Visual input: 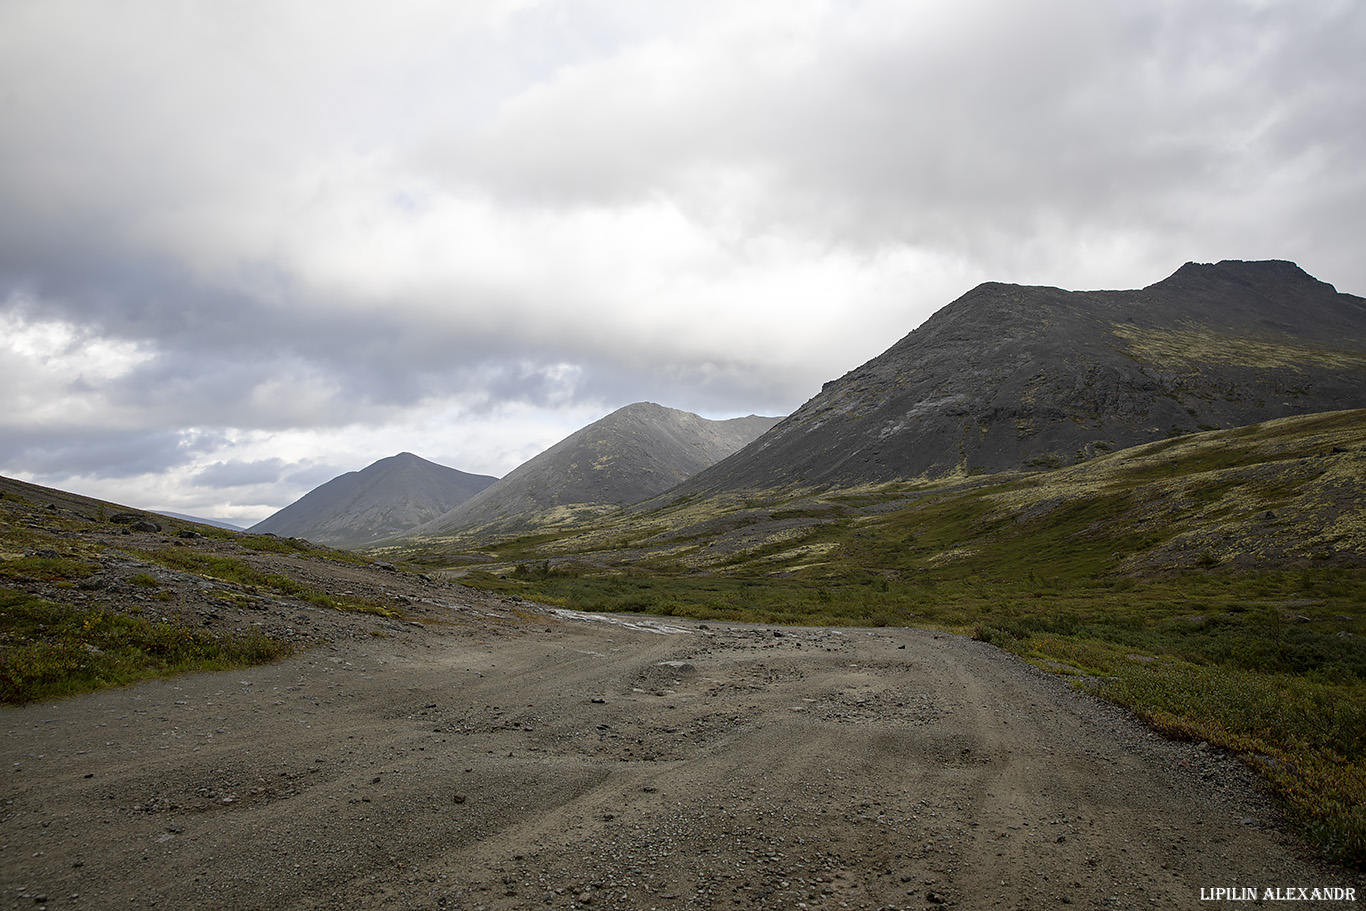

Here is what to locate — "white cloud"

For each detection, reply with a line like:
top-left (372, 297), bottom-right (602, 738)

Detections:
top-left (0, 306), bottom-right (156, 426)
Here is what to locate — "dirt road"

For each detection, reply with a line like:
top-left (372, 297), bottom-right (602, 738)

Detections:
top-left (3, 604), bottom-right (1359, 911)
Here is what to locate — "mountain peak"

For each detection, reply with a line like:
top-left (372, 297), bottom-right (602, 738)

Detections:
top-left (250, 454), bottom-right (497, 548)
top-left (1156, 259), bottom-right (1329, 292)
top-left (675, 260), bottom-right (1366, 494)
top-left (410, 405), bottom-right (783, 537)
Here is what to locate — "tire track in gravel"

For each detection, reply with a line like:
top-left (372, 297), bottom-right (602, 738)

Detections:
top-left (3, 611), bottom-right (1359, 911)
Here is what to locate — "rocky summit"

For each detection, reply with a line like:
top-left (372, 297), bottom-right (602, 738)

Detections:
top-left (678, 260), bottom-right (1366, 494)
top-left (250, 452), bottom-right (496, 548)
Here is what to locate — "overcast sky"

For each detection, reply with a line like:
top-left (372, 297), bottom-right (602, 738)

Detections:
top-left (2, 0), bottom-right (1363, 524)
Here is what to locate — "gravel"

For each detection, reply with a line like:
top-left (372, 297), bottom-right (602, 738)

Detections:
top-left (4, 600), bottom-right (1361, 911)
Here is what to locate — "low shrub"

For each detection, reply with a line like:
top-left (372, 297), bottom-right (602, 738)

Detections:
top-left (0, 587), bottom-right (292, 704)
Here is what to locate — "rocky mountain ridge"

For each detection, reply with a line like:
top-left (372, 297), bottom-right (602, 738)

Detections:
top-left (674, 260), bottom-right (1366, 496)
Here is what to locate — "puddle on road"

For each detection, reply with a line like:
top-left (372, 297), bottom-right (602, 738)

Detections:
top-left (548, 608), bottom-right (694, 635)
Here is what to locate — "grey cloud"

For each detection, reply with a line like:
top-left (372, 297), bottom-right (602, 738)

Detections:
top-left (182, 458), bottom-right (347, 517)
top-left (0, 429), bottom-right (206, 482)
top-left (285, 462), bottom-right (349, 491)
top-left (3, 225), bottom-right (811, 435)
top-left (450, 2), bottom-right (1366, 286)
top-left (2, 246), bottom-right (587, 430)
top-left (571, 354), bottom-right (809, 421)
top-left (192, 458), bottom-right (290, 488)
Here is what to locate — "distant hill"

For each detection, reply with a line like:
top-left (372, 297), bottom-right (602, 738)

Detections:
top-left (409, 403), bottom-right (783, 538)
top-left (676, 260), bottom-right (1366, 495)
top-left (250, 453), bottom-right (497, 548)
top-left (154, 511), bottom-right (244, 530)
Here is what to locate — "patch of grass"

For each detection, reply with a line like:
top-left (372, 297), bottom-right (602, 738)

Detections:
top-left (0, 554), bottom-right (101, 582)
top-left (236, 532), bottom-right (372, 566)
top-left (0, 587), bottom-right (292, 704)
top-left (1100, 661), bottom-right (1365, 868)
top-left (236, 533), bottom-right (312, 554)
top-left (769, 506), bottom-right (849, 521)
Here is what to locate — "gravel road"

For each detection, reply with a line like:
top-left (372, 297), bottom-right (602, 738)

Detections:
top-left (3, 603), bottom-right (1360, 911)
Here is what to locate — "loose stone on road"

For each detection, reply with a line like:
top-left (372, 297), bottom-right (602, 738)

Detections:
top-left (2, 609), bottom-right (1358, 910)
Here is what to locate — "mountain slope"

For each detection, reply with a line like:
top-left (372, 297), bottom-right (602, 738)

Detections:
top-left (411, 403), bottom-right (782, 537)
top-left (251, 453), bottom-right (496, 548)
top-left (676, 260), bottom-right (1366, 495)
top-left (416, 408), bottom-right (1366, 583)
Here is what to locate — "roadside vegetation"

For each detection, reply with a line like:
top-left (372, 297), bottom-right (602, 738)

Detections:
top-left (0, 586), bottom-right (292, 704)
top-left (409, 411), bottom-right (1366, 868)
top-left (0, 481), bottom-right (393, 706)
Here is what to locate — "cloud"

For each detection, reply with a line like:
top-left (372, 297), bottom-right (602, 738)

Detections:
top-left (1, 0), bottom-right (1362, 518)
top-left (0, 428), bottom-right (209, 482)
top-left (191, 458), bottom-right (290, 489)
top-left (446, 1), bottom-right (1365, 280)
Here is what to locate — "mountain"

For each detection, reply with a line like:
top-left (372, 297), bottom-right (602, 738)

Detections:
top-left (409, 403), bottom-right (783, 537)
top-left (675, 260), bottom-right (1366, 495)
top-left (250, 453), bottom-right (497, 548)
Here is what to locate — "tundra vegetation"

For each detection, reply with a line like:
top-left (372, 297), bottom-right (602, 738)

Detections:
top-left (0, 586), bottom-right (290, 702)
top-left (0, 503), bottom-right (390, 704)
top-left (393, 410), bottom-right (1366, 868)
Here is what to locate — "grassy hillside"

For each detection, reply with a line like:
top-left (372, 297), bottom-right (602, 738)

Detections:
top-left (0, 477), bottom-right (403, 704)
top-left (390, 409), bottom-right (1366, 867)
